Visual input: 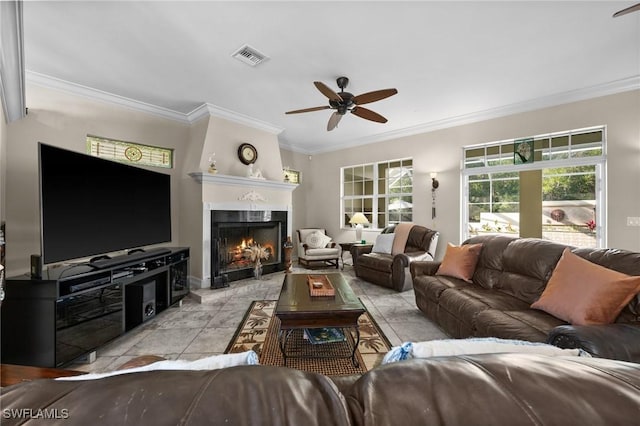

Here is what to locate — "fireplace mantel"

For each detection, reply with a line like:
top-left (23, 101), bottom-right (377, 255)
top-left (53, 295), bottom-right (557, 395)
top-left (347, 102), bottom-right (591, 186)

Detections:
top-left (189, 172), bottom-right (297, 191)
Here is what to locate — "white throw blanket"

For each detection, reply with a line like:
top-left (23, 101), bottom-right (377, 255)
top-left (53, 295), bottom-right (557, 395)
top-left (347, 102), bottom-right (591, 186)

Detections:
top-left (382, 338), bottom-right (589, 364)
top-left (57, 350), bottom-right (259, 381)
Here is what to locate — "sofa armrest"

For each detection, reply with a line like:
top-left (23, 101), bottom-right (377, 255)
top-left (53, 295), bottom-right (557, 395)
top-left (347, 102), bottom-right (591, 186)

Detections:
top-left (391, 253), bottom-right (434, 292)
top-left (410, 261), bottom-right (441, 279)
top-left (351, 245), bottom-right (373, 256)
top-left (547, 324), bottom-right (640, 362)
top-left (350, 245), bottom-right (373, 269)
top-left (393, 252), bottom-right (433, 268)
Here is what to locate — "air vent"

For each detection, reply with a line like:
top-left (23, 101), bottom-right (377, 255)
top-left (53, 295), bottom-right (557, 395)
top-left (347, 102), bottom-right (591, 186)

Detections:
top-left (231, 45), bottom-right (269, 67)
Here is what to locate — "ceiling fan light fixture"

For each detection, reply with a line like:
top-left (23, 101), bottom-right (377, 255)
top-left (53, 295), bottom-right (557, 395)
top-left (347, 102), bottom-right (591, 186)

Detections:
top-left (286, 76), bottom-right (398, 131)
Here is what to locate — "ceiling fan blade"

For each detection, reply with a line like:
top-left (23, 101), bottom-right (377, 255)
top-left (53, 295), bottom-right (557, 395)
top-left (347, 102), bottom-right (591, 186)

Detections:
top-left (351, 106), bottom-right (388, 123)
top-left (285, 106), bottom-right (331, 114)
top-left (353, 88), bottom-right (398, 105)
top-left (327, 112), bottom-right (342, 131)
top-left (613, 2), bottom-right (640, 17)
top-left (314, 81), bottom-right (343, 102)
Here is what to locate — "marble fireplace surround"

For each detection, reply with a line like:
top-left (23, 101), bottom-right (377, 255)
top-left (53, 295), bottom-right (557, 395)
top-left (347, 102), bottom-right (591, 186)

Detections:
top-left (189, 172), bottom-right (296, 289)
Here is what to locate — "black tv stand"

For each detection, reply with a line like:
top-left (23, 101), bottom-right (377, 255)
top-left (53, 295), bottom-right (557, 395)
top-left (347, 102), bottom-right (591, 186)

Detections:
top-left (89, 254), bottom-right (112, 262)
top-left (1, 247), bottom-right (190, 368)
top-left (89, 247), bottom-right (172, 269)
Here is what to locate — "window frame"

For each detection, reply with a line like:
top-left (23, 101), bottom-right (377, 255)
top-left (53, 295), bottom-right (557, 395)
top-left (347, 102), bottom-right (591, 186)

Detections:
top-left (461, 126), bottom-right (607, 247)
top-left (86, 135), bottom-right (174, 169)
top-left (341, 158), bottom-right (413, 230)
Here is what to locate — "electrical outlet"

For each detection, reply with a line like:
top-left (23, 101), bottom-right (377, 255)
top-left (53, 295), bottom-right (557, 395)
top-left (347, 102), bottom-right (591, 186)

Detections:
top-left (627, 217), bottom-right (640, 227)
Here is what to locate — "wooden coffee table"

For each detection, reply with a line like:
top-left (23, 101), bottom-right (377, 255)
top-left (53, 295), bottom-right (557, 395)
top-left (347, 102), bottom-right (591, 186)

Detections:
top-left (275, 273), bottom-right (365, 367)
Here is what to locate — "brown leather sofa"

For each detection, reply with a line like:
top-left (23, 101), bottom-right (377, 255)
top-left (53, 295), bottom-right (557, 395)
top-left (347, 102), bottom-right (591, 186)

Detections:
top-left (2, 354), bottom-right (639, 425)
top-left (353, 225), bottom-right (438, 292)
top-left (411, 235), bottom-right (640, 362)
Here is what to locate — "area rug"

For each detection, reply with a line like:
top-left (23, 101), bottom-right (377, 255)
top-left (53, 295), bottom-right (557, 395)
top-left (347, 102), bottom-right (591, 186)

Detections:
top-left (225, 300), bottom-right (392, 375)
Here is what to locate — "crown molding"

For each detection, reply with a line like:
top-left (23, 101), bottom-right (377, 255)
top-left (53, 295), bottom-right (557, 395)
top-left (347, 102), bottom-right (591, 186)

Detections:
top-left (25, 71), bottom-right (284, 134)
top-left (24, 70), bottom-right (638, 154)
top-left (26, 70), bottom-right (190, 123)
top-left (0, 2), bottom-right (26, 123)
top-left (186, 103), bottom-right (284, 134)
top-left (303, 75), bottom-right (640, 154)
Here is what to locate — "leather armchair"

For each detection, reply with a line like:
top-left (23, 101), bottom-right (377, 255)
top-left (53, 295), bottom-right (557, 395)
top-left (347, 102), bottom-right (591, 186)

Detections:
top-left (355, 225), bottom-right (439, 292)
top-left (296, 228), bottom-right (340, 269)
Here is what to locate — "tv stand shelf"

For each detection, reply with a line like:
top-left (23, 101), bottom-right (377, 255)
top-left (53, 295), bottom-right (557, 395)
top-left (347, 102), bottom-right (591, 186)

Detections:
top-left (89, 247), bottom-right (172, 269)
top-left (1, 247), bottom-right (190, 368)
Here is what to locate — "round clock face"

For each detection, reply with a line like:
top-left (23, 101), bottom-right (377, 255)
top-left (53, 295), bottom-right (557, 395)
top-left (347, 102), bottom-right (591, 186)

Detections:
top-left (124, 146), bottom-right (143, 162)
top-left (238, 143), bottom-right (258, 165)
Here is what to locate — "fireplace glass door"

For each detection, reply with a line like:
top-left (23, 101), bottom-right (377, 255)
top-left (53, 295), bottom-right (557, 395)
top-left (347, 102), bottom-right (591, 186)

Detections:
top-left (211, 210), bottom-right (287, 283)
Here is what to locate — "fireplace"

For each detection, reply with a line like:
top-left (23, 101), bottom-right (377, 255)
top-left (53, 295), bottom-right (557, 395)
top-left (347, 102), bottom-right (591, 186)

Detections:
top-left (211, 210), bottom-right (287, 286)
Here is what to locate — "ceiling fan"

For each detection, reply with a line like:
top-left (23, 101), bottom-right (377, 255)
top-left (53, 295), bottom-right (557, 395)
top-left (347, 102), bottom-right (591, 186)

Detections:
top-left (285, 76), bottom-right (398, 131)
top-left (613, 2), bottom-right (640, 17)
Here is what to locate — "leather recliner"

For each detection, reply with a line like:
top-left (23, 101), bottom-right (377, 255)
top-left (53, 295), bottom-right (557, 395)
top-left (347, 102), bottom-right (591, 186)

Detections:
top-left (353, 225), bottom-right (438, 292)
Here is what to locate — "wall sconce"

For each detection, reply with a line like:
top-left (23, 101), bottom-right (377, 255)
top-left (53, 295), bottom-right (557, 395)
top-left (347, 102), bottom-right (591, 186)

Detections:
top-left (430, 172), bottom-right (439, 219)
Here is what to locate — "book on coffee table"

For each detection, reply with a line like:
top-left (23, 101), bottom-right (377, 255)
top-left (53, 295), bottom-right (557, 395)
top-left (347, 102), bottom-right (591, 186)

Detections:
top-left (304, 327), bottom-right (345, 344)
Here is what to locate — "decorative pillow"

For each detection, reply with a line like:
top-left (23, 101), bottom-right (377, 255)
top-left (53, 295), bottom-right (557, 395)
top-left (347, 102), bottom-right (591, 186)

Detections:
top-left (531, 249), bottom-right (640, 325)
top-left (305, 231), bottom-right (332, 249)
top-left (372, 233), bottom-right (395, 254)
top-left (57, 351), bottom-right (259, 381)
top-left (435, 243), bottom-right (483, 282)
top-left (382, 337), bottom-right (589, 364)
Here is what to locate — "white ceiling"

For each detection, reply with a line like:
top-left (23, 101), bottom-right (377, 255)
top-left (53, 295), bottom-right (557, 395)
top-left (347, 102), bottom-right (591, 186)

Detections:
top-left (22, 1), bottom-right (640, 154)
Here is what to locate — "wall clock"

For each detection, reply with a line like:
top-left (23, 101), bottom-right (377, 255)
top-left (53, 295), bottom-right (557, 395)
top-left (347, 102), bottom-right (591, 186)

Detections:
top-left (238, 143), bottom-right (258, 165)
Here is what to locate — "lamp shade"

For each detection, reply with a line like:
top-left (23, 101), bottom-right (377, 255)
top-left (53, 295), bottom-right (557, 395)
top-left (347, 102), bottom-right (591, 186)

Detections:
top-left (349, 213), bottom-right (369, 225)
top-left (349, 213), bottom-right (369, 242)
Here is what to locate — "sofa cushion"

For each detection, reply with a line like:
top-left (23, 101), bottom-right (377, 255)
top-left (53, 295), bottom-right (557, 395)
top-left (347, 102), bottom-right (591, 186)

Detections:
top-left (3, 367), bottom-right (352, 426)
top-left (372, 233), bottom-right (395, 254)
top-left (457, 286), bottom-right (530, 311)
top-left (496, 238), bottom-right (568, 303)
top-left (464, 235), bottom-right (516, 288)
top-left (531, 249), bottom-right (640, 325)
top-left (413, 275), bottom-right (471, 305)
top-left (474, 309), bottom-right (566, 342)
top-left (306, 231), bottom-right (332, 249)
top-left (303, 248), bottom-right (339, 257)
top-left (436, 243), bottom-right (482, 282)
top-left (357, 252), bottom-right (393, 273)
top-left (343, 355), bottom-right (640, 426)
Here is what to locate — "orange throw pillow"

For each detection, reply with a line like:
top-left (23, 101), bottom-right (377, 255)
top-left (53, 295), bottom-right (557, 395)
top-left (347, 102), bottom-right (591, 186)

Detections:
top-left (436, 243), bottom-right (483, 282)
top-left (531, 248), bottom-right (640, 325)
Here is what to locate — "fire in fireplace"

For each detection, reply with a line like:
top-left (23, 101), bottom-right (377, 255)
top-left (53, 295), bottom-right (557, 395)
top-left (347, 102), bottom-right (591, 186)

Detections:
top-left (211, 210), bottom-right (287, 286)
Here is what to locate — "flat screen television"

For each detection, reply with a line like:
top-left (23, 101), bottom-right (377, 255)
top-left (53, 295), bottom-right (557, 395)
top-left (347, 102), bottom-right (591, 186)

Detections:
top-left (39, 143), bottom-right (172, 265)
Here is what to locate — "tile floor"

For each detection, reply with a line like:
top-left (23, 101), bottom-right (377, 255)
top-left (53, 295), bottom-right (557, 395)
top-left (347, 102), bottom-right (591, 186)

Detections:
top-left (70, 265), bottom-right (448, 373)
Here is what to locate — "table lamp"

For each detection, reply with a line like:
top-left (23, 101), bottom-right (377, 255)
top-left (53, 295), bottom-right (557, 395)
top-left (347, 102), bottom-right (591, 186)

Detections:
top-left (349, 213), bottom-right (369, 242)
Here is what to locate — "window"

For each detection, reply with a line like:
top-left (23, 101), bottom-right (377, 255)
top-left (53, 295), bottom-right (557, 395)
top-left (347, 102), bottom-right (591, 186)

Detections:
top-left (341, 158), bottom-right (413, 229)
top-left (86, 135), bottom-right (173, 168)
top-left (462, 127), bottom-right (605, 248)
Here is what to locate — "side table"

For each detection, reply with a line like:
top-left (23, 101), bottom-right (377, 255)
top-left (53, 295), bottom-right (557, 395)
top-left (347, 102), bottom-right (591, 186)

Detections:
top-left (338, 242), bottom-right (373, 270)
